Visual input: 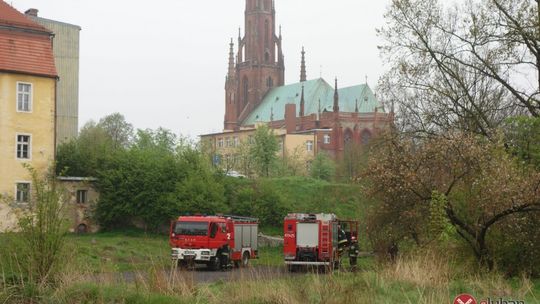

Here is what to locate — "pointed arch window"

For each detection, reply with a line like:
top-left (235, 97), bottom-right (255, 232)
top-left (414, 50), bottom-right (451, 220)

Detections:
top-left (243, 77), bottom-right (249, 106)
top-left (344, 129), bottom-right (353, 146)
top-left (265, 20), bottom-right (269, 48)
top-left (266, 77), bottom-right (273, 88)
top-left (361, 130), bottom-right (372, 146)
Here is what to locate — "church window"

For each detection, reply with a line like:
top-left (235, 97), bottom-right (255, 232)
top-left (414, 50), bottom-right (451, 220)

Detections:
top-left (218, 138), bottom-right (224, 148)
top-left (344, 129), bottom-right (353, 146)
top-left (361, 130), bottom-right (372, 146)
top-left (243, 77), bottom-right (249, 106)
top-left (226, 137), bottom-right (232, 147)
top-left (266, 77), bottom-right (273, 88)
top-left (265, 20), bottom-right (269, 48)
top-left (233, 137), bottom-right (239, 147)
top-left (265, 52), bottom-right (270, 63)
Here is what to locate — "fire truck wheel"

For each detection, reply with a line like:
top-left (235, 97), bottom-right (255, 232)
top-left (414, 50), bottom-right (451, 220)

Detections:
top-left (241, 251), bottom-right (250, 267)
top-left (177, 260), bottom-right (188, 270)
top-left (208, 257), bottom-right (221, 271)
top-left (287, 265), bottom-right (297, 272)
top-left (208, 256), bottom-right (221, 271)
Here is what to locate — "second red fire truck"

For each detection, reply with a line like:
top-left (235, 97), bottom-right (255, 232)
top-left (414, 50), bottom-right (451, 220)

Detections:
top-left (283, 213), bottom-right (359, 271)
top-left (169, 215), bottom-right (258, 270)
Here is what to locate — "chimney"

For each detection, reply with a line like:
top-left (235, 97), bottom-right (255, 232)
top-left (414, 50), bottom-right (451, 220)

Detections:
top-left (25, 8), bottom-right (39, 17)
top-left (285, 103), bottom-right (297, 134)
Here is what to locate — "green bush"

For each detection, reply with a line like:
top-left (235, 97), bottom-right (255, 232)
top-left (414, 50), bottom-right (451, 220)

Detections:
top-left (0, 166), bottom-right (69, 301)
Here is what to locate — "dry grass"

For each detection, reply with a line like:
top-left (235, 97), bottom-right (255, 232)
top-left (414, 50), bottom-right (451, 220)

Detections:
top-left (2, 246), bottom-right (538, 304)
top-left (380, 250), bottom-right (453, 288)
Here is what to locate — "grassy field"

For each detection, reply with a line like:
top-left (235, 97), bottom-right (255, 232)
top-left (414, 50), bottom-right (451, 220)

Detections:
top-left (61, 231), bottom-right (284, 273)
top-left (2, 231), bottom-right (539, 303)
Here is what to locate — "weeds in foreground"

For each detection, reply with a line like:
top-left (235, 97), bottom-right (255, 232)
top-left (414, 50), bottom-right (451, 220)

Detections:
top-left (2, 241), bottom-right (538, 303)
top-left (1, 166), bottom-right (69, 303)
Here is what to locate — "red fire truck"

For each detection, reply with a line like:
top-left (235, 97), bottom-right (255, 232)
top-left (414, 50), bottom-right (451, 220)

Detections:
top-left (170, 215), bottom-right (258, 270)
top-left (283, 213), bottom-right (359, 271)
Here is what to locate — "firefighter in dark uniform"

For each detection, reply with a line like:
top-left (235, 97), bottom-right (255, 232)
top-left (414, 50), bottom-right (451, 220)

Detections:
top-left (348, 236), bottom-right (360, 271)
top-left (220, 245), bottom-right (232, 269)
top-left (337, 225), bottom-right (349, 255)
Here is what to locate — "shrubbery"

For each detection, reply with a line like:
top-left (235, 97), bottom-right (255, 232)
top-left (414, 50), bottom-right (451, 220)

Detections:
top-left (0, 166), bottom-right (69, 301)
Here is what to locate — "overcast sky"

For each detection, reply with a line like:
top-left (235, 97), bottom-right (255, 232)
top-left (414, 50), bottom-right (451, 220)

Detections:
top-left (10, 0), bottom-right (391, 138)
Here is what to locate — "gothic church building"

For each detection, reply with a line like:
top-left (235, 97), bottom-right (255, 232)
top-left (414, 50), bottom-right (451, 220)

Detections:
top-left (204, 0), bottom-right (392, 163)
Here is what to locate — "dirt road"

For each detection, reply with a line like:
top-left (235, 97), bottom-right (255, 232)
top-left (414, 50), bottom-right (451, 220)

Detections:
top-left (87, 265), bottom-right (297, 285)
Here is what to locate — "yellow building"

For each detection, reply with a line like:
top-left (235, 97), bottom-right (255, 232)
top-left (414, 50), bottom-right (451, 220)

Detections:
top-left (0, 1), bottom-right (57, 231)
top-left (201, 124), bottom-right (317, 177)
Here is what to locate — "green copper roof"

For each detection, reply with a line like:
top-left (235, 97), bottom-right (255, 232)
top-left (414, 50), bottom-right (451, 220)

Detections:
top-left (242, 78), bottom-right (382, 125)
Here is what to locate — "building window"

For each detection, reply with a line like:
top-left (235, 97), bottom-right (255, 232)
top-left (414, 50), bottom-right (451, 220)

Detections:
top-left (218, 138), bottom-right (224, 148)
top-left (16, 183), bottom-right (30, 203)
top-left (77, 190), bottom-right (88, 204)
top-left (226, 137), bottom-right (231, 147)
top-left (243, 77), bottom-right (249, 106)
top-left (266, 77), bottom-right (273, 88)
top-left (323, 134), bottom-right (331, 144)
top-left (279, 140), bottom-right (284, 151)
top-left (233, 136), bottom-right (239, 147)
top-left (248, 135), bottom-right (255, 144)
top-left (361, 130), bottom-right (372, 146)
top-left (306, 140), bottom-right (314, 152)
top-left (16, 134), bottom-right (31, 159)
top-left (17, 82), bottom-right (32, 112)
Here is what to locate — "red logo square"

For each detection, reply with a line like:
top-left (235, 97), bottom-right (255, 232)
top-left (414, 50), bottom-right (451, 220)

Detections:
top-left (454, 294), bottom-right (477, 304)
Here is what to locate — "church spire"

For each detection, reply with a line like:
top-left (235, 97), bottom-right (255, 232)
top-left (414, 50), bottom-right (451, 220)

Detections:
top-left (333, 78), bottom-right (339, 112)
top-left (299, 84), bottom-right (305, 117)
top-left (228, 38), bottom-right (235, 77)
top-left (300, 47), bottom-right (306, 82)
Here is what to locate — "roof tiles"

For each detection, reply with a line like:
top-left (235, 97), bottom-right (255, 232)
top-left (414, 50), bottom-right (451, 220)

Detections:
top-left (242, 78), bottom-right (382, 125)
top-left (0, 0), bottom-right (57, 78)
top-left (0, 0), bottom-right (50, 32)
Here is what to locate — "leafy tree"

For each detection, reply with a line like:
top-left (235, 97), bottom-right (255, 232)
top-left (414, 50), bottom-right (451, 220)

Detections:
top-left (234, 181), bottom-right (289, 227)
top-left (276, 146), bottom-right (307, 177)
top-left (337, 143), bottom-right (367, 182)
top-left (251, 125), bottom-right (279, 177)
top-left (133, 128), bottom-right (178, 153)
top-left (173, 146), bottom-right (228, 215)
top-left (505, 116), bottom-right (540, 169)
top-left (234, 139), bottom-right (255, 177)
top-left (378, 0), bottom-right (539, 137)
top-left (95, 128), bottom-right (227, 231)
top-left (97, 113), bottom-right (134, 149)
top-left (56, 121), bottom-right (116, 177)
top-left (95, 148), bottom-right (181, 230)
top-left (365, 131), bottom-right (540, 271)
top-left (310, 152), bottom-right (335, 181)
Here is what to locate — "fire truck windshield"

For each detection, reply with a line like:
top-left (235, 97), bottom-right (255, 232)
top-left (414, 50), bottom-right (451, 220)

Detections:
top-left (174, 221), bottom-right (209, 236)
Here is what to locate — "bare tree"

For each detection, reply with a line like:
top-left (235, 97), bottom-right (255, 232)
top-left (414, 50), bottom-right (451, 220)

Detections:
top-left (365, 131), bottom-right (540, 270)
top-left (378, 0), bottom-right (539, 137)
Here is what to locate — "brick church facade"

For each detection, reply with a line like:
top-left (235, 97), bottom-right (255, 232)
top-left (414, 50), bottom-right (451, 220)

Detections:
top-left (205, 0), bottom-right (392, 162)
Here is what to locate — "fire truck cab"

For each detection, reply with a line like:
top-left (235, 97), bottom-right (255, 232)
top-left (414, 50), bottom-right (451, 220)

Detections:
top-left (283, 213), bottom-right (358, 271)
top-left (170, 215), bottom-right (258, 270)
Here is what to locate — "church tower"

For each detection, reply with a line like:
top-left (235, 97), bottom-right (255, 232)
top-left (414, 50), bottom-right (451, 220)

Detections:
top-left (224, 0), bottom-right (285, 130)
